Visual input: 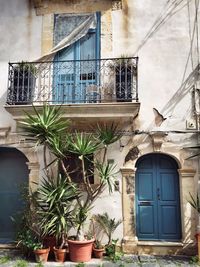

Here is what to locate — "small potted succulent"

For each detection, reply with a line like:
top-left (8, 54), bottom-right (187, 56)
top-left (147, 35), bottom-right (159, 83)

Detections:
top-left (93, 240), bottom-right (105, 258)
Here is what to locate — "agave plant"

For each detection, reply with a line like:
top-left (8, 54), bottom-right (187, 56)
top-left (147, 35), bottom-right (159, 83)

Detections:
top-left (93, 212), bottom-right (122, 245)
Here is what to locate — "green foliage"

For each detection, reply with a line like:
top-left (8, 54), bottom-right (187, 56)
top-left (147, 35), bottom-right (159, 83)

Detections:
top-left (35, 262), bottom-right (44, 267)
top-left (105, 239), bottom-right (122, 262)
top-left (188, 192), bottom-right (200, 214)
top-left (21, 105), bottom-right (122, 242)
top-left (15, 185), bottom-right (43, 256)
top-left (19, 104), bottom-right (69, 146)
top-left (17, 229), bottom-right (43, 251)
top-left (15, 61), bottom-right (37, 74)
top-left (68, 132), bottom-right (100, 156)
top-left (94, 239), bottom-right (104, 249)
top-left (189, 255), bottom-right (199, 265)
top-left (13, 259), bottom-right (28, 267)
top-left (0, 256), bottom-right (11, 264)
top-left (94, 213), bottom-right (122, 245)
top-left (35, 176), bottom-right (79, 248)
top-left (95, 161), bottom-right (117, 193)
top-left (76, 263), bottom-right (85, 267)
top-left (96, 123), bottom-right (122, 146)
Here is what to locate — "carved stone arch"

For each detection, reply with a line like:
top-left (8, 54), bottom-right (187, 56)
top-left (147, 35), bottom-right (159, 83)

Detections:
top-left (121, 151), bottom-right (196, 254)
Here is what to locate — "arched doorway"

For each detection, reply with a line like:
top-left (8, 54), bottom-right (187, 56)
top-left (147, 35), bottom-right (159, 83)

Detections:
top-left (0, 147), bottom-right (29, 243)
top-left (135, 153), bottom-right (181, 241)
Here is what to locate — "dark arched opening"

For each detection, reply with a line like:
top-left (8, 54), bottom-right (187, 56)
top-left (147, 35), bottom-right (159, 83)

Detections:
top-left (0, 147), bottom-right (29, 243)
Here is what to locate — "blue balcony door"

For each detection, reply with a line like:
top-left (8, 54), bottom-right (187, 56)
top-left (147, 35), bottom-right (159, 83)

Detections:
top-left (135, 154), bottom-right (181, 241)
top-left (0, 148), bottom-right (29, 243)
top-left (53, 14), bottom-right (100, 103)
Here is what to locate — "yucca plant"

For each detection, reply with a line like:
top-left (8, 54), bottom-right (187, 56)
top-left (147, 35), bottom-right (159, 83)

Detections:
top-left (188, 192), bottom-right (200, 214)
top-left (34, 176), bottom-right (79, 249)
top-left (93, 212), bottom-right (122, 245)
top-left (20, 104), bottom-right (122, 242)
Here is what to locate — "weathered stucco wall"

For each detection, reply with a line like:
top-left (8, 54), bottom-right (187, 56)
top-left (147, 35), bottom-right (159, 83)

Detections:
top-left (0, 0), bottom-right (199, 254)
top-left (0, 0), bottom-right (42, 129)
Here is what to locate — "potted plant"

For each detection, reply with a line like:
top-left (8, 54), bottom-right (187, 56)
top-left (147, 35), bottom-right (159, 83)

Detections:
top-left (15, 185), bottom-right (49, 262)
top-left (67, 206), bottom-right (95, 262)
top-left (34, 176), bottom-right (79, 262)
top-left (33, 242), bottom-right (50, 263)
top-left (92, 240), bottom-right (105, 258)
top-left (108, 56), bottom-right (137, 102)
top-left (20, 104), bottom-right (122, 262)
top-left (9, 61), bottom-right (36, 105)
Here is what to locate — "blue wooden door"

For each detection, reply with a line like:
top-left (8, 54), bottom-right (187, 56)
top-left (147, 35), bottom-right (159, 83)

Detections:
top-left (53, 13), bottom-right (100, 103)
top-left (0, 148), bottom-right (29, 243)
top-left (136, 154), bottom-right (181, 241)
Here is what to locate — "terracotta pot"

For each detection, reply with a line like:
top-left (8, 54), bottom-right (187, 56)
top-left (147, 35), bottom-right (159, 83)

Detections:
top-left (34, 247), bottom-right (50, 263)
top-left (93, 247), bottom-right (104, 258)
top-left (68, 238), bottom-right (95, 262)
top-left (43, 236), bottom-right (56, 253)
top-left (53, 247), bottom-right (67, 262)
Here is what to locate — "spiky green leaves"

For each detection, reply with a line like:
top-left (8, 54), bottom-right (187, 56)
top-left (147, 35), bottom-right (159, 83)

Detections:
top-left (95, 162), bottom-right (117, 193)
top-left (68, 132), bottom-right (100, 156)
top-left (93, 212), bottom-right (122, 245)
top-left (19, 105), bottom-right (69, 146)
top-left (188, 192), bottom-right (200, 214)
top-left (96, 123), bottom-right (122, 146)
top-left (35, 177), bottom-right (79, 244)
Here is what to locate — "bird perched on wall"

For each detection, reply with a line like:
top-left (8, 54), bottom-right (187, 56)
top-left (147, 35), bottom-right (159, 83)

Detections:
top-left (153, 108), bottom-right (167, 126)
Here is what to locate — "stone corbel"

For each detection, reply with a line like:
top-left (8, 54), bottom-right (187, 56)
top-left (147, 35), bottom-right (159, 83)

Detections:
top-left (150, 132), bottom-right (167, 152)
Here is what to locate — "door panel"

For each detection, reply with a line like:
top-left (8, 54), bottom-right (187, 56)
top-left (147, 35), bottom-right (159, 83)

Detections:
top-left (136, 154), bottom-right (181, 241)
top-left (138, 206), bottom-right (155, 235)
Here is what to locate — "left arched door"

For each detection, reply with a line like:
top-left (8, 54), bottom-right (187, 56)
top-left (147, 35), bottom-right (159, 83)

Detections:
top-left (0, 147), bottom-right (29, 243)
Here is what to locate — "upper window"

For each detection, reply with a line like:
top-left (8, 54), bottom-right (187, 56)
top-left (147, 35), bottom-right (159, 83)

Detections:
top-left (52, 13), bottom-right (101, 104)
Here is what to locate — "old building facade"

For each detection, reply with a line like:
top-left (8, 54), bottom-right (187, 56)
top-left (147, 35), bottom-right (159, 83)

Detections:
top-left (0, 0), bottom-right (199, 255)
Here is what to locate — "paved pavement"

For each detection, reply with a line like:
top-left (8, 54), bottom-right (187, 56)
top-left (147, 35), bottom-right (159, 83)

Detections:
top-left (0, 249), bottom-right (199, 266)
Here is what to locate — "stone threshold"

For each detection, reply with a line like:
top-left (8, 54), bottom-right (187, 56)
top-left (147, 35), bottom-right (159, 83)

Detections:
top-left (137, 241), bottom-right (183, 247)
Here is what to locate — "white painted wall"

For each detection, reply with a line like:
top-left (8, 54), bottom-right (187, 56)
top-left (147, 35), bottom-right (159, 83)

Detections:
top-left (112, 0), bottom-right (199, 130)
top-left (0, 0), bottom-right (42, 129)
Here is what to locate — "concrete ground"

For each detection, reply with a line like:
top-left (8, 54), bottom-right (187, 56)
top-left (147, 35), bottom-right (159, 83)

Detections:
top-left (0, 249), bottom-right (199, 267)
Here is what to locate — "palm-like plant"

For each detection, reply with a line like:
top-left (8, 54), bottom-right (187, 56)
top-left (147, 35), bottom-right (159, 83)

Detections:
top-left (188, 192), bottom-right (200, 214)
top-left (93, 212), bottom-right (122, 245)
top-left (20, 105), bottom-right (122, 241)
top-left (20, 104), bottom-right (69, 176)
top-left (34, 176), bottom-right (79, 248)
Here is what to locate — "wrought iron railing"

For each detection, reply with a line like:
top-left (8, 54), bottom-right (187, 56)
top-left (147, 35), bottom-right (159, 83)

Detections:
top-left (6, 57), bottom-right (138, 105)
